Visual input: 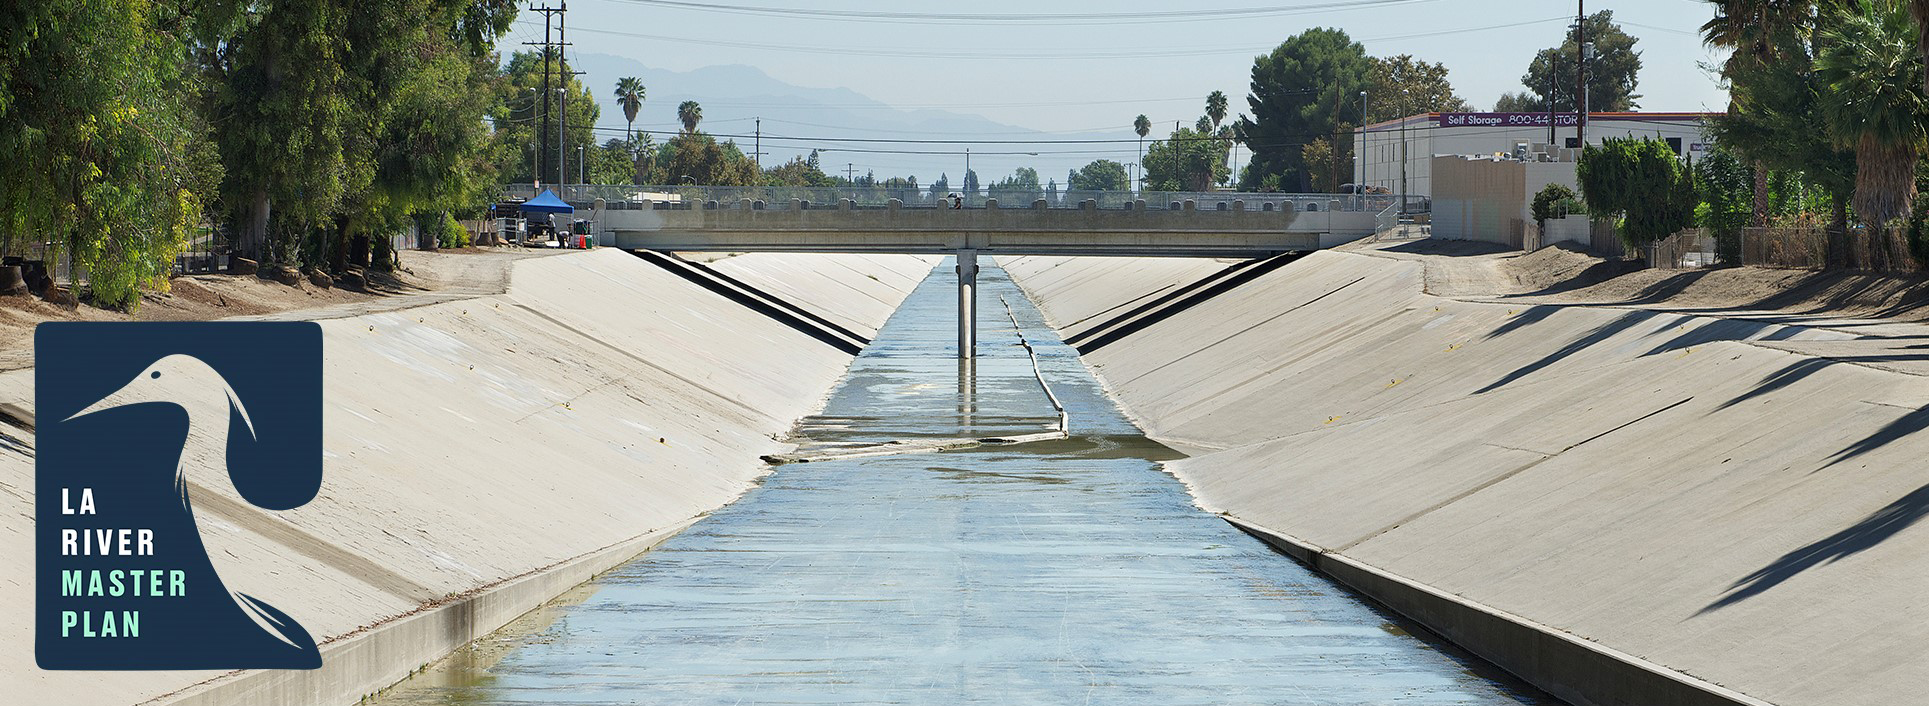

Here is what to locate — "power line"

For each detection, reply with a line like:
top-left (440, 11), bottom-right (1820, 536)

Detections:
top-left (591, 0), bottom-right (1441, 26)
top-left (537, 16), bottom-right (1569, 61)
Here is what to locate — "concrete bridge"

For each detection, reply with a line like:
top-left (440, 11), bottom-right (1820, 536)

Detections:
top-left (588, 198), bottom-right (1378, 257)
top-left (580, 196), bottom-right (1381, 358)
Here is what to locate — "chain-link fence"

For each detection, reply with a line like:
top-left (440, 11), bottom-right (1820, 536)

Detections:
top-left (1740, 227), bottom-right (1830, 269)
top-left (503, 184), bottom-right (1427, 214)
top-left (1647, 229), bottom-right (1718, 270)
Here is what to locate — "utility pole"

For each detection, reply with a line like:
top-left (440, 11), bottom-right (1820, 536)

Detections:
top-left (523, 5), bottom-right (564, 188)
top-left (754, 117), bottom-right (762, 171)
top-left (557, 0), bottom-right (572, 191)
top-left (1359, 90), bottom-right (1368, 189)
top-left (1575, 0), bottom-right (1586, 148)
top-left (847, 163), bottom-right (856, 184)
top-left (1547, 63), bottom-right (1556, 149)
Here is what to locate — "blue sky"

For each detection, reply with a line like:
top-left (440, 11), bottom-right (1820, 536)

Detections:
top-left (515, 0), bottom-right (1728, 180)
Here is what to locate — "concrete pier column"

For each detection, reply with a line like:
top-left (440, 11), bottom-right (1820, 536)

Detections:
top-left (956, 249), bottom-right (978, 359)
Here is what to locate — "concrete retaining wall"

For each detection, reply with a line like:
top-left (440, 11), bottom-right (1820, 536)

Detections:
top-left (1004, 251), bottom-right (1929, 706)
top-left (0, 249), bottom-right (936, 705)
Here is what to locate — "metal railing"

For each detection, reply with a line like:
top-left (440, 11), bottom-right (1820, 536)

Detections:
top-left (174, 225), bottom-right (229, 275)
top-left (502, 184), bottom-right (1428, 214)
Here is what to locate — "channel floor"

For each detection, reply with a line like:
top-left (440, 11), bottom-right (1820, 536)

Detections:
top-left (370, 261), bottom-right (1554, 705)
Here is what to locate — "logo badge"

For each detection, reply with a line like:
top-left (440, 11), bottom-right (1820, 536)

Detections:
top-left (36, 322), bottom-right (324, 670)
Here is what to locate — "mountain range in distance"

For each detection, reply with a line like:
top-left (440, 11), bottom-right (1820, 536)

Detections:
top-left (570, 52), bottom-right (1149, 186)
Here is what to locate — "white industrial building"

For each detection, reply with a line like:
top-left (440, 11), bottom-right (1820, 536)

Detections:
top-left (1353, 112), bottom-right (1717, 199)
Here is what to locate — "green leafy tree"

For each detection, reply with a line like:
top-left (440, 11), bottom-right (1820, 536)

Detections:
top-left (649, 133), bottom-right (757, 186)
top-left (341, 15), bottom-right (512, 269)
top-left (1068, 160), bottom-right (1130, 191)
top-left (1577, 137), bottom-right (1697, 248)
top-left (1237, 28), bottom-right (1371, 191)
top-left (488, 51), bottom-right (600, 186)
top-left (1301, 138), bottom-right (1343, 192)
top-left (212, 1), bottom-right (354, 264)
top-left (1144, 126), bottom-right (1229, 191)
top-left (615, 77), bottom-right (645, 141)
top-left (1504, 10), bottom-right (1644, 113)
top-left (1695, 146), bottom-right (1755, 263)
top-left (1531, 183), bottom-right (1581, 227)
top-left (963, 169), bottom-right (980, 195)
top-left (1367, 55), bottom-right (1472, 122)
top-left (763, 155), bottom-right (836, 187)
top-left (1493, 91), bottom-right (1541, 112)
top-left (589, 138), bottom-right (642, 184)
top-left (988, 167), bottom-right (1042, 201)
top-left (0, 0), bottom-right (225, 309)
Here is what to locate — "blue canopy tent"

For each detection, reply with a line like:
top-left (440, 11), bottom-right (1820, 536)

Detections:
top-left (520, 189), bottom-right (574, 214)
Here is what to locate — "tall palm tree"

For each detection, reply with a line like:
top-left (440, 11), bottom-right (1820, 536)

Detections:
top-left (614, 77), bottom-right (645, 142)
top-left (1205, 91), bottom-right (1229, 130)
top-left (1816, 0), bottom-right (1928, 266)
top-left (676, 100), bottom-right (702, 134)
top-left (1912, 0), bottom-right (1929, 95)
top-left (1228, 115), bottom-right (1249, 188)
top-left (1701, 0), bottom-right (1817, 228)
top-left (1134, 114), bottom-right (1151, 191)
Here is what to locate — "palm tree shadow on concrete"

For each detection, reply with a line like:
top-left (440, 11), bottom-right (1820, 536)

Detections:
top-left (1473, 310), bottom-right (1661, 394)
top-left (1820, 405), bottom-right (1929, 470)
top-left (1701, 481), bottom-right (1929, 614)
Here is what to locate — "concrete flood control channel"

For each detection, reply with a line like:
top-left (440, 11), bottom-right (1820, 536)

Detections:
top-left (369, 261), bottom-right (1553, 705)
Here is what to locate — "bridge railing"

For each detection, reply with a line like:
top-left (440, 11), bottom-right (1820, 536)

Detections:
top-left (503, 184), bottom-right (1428, 214)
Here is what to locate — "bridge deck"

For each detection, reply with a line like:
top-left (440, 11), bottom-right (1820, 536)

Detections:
top-left (592, 201), bottom-right (1377, 257)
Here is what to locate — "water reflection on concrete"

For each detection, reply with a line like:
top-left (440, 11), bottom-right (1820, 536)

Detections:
top-left (370, 262), bottom-right (1553, 705)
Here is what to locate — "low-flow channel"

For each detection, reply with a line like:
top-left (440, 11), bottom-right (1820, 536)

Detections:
top-left (372, 260), bottom-right (1553, 705)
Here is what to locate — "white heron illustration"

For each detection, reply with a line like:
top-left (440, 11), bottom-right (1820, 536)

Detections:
top-left (64, 353), bottom-right (316, 651)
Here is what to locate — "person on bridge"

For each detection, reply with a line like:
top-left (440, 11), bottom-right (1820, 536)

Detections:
top-left (949, 192), bottom-right (962, 210)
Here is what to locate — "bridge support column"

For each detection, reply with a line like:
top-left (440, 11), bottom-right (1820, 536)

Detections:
top-left (956, 249), bottom-right (978, 359)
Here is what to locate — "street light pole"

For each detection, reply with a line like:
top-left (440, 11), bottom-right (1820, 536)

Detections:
top-left (1359, 90), bottom-right (1368, 190)
top-left (1399, 89), bottom-right (1409, 217)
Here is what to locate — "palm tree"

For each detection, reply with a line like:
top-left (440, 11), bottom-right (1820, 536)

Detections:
top-left (676, 100), bottom-right (702, 134)
top-left (1134, 114), bottom-right (1151, 191)
top-left (1912, 0), bottom-right (1929, 95)
top-left (1205, 91), bottom-right (1229, 130)
top-left (1228, 115), bottom-right (1249, 188)
top-left (614, 77), bottom-right (645, 142)
top-left (1701, 0), bottom-right (1815, 229)
top-left (1816, 0), bottom-right (1927, 267)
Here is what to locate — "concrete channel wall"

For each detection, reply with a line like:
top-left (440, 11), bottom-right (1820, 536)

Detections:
top-left (1002, 251), bottom-right (1929, 706)
top-left (0, 249), bottom-right (937, 706)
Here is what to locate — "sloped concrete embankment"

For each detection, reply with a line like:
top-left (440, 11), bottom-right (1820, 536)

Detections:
top-left (0, 249), bottom-right (936, 706)
top-left (1002, 252), bottom-right (1929, 706)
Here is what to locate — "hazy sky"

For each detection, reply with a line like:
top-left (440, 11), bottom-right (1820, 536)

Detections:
top-left (514, 0), bottom-right (1728, 178)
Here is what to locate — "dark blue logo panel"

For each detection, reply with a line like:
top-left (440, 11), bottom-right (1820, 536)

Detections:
top-left (36, 322), bottom-right (324, 670)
